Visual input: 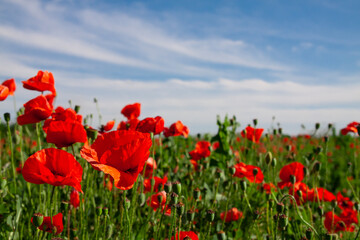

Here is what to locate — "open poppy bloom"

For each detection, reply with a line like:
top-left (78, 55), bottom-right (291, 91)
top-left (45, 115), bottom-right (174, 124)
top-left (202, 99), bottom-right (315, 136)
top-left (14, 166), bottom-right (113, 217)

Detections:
top-left (163, 121), bottom-right (189, 138)
top-left (31, 213), bottom-right (63, 235)
top-left (143, 176), bottom-right (168, 193)
top-left (2, 78), bottom-right (16, 95)
top-left (22, 70), bottom-right (56, 95)
top-left (171, 231), bottom-right (199, 240)
top-left (233, 162), bottom-right (264, 183)
top-left (324, 209), bottom-right (358, 233)
top-left (241, 126), bottom-right (264, 143)
top-left (341, 122), bottom-right (359, 135)
top-left (337, 192), bottom-right (354, 210)
top-left (262, 182), bottom-right (277, 194)
top-left (140, 157), bottom-right (157, 178)
top-left (117, 119), bottom-right (140, 131)
top-left (101, 120), bottom-right (115, 132)
top-left (22, 148), bottom-right (83, 192)
top-left (0, 85), bottom-right (9, 101)
top-left (220, 207), bottom-right (243, 222)
top-left (307, 187), bottom-right (336, 202)
top-left (17, 94), bottom-right (54, 125)
top-left (80, 130), bottom-right (152, 190)
top-left (189, 141), bottom-right (211, 161)
top-left (43, 106), bottom-right (86, 148)
top-left (278, 162), bottom-right (305, 189)
top-left (147, 191), bottom-right (170, 215)
top-left (121, 103), bottom-right (141, 120)
top-left (136, 116), bottom-right (165, 135)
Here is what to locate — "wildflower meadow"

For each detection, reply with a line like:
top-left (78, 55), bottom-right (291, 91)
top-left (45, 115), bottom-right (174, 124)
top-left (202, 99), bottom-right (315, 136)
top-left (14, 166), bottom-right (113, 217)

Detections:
top-left (1, 71), bottom-right (360, 240)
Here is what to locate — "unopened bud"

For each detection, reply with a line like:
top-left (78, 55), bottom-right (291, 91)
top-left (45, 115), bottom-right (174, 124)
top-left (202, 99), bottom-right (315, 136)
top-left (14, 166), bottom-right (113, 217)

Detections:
top-left (74, 105), bottom-right (80, 113)
top-left (312, 161), bottom-right (321, 173)
top-left (265, 152), bottom-right (273, 165)
top-left (4, 113), bottom-right (10, 122)
top-left (252, 168), bottom-right (259, 177)
top-left (164, 182), bottom-right (172, 193)
top-left (96, 207), bottom-right (103, 216)
top-left (138, 193), bottom-right (146, 206)
top-left (278, 128), bottom-right (282, 135)
top-left (229, 167), bottom-right (236, 175)
top-left (271, 158), bottom-right (277, 167)
top-left (170, 192), bottom-right (179, 205)
top-left (240, 180), bottom-right (247, 191)
top-left (176, 202), bottom-right (185, 216)
top-left (290, 175), bottom-right (296, 184)
top-left (315, 123), bottom-right (320, 130)
top-left (103, 207), bottom-right (109, 216)
top-left (253, 119), bottom-right (258, 127)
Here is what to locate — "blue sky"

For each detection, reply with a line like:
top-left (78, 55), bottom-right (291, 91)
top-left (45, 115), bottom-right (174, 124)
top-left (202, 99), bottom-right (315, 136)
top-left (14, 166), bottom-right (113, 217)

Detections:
top-left (1, 0), bottom-right (360, 134)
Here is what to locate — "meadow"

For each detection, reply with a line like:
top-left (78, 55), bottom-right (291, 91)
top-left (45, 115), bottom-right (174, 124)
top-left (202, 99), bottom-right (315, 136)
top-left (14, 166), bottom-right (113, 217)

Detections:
top-left (0, 71), bottom-right (359, 240)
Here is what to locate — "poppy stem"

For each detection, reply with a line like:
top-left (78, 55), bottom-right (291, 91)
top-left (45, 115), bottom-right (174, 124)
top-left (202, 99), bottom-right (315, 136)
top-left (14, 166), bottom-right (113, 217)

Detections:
top-left (36, 122), bottom-right (42, 151)
top-left (6, 117), bottom-right (17, 193)
top-left (211, 178), bottom-right (221, 209)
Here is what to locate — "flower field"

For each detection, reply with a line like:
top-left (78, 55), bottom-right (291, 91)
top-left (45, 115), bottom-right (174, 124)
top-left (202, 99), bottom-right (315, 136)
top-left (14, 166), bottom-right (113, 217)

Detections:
top-left (1, 71), bottom-right (360, 240)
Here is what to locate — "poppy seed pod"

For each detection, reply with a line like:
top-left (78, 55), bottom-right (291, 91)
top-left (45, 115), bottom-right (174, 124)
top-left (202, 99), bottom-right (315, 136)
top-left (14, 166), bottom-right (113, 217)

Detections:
top-left (32, 213), bottom-right (44, 227)
top-left (96, 207), bottom-right (103, 216)
top-left (170, 192), bottom-right (179, 205)
top-left (164, 182), bottom-right (172, 193)
top-left (124, 199), bottom-right (131, 210)
top-left (206, 210), bottom-right (215, 222)
top-left (312, 161), bottom-right (321, 173)
top-left (278, 214), bottom-right (288, 229)
top-left (173, 181), bottom-right (182, 195)
top-left (103, 207), bottom-right (109, 216)
top-left (176, 202), bottom-right (185, 216)
top-left (138, 193), bottom-right (146, 206)
top-left (193, 188), bottom-right (201, 201)
top-left (217, 231), bottom-right (226, 240)
top-left (278, 128), bottom-right (282, 135)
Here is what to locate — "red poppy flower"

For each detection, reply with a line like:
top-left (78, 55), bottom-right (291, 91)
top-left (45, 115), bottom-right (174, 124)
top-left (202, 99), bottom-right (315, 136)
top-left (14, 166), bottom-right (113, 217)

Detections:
top-left (262, 182), bottom-right (277, 194)
top-left (0, 85), bottom-right (9, 101)
top-left (241, 126), bottom-right (264, 143)
top-left (163, 121), bottom-right (189, 138)
top-left (2, 78), bottom-right (16, 95)
top-left (171, 231), bottom-right (199, 240)
top-left (136, 116), bottom-right (165, 135)
top-left (43, 106), bottom-right (82, 132)
top-left (22, 70), bottom-right (56, 95)
top-left (189, 141), bottom-right (211, 161)
top-left (45, 121), bottom-right (87, 148)
top-left (117, 119), bottom-right (140, 131)
top-left (70, 189), bottom-right (80, 208)
top-left (31, 213), bottom-right (63, 235)
top-left (220, 207), bottom-right (243, 222)
top-left (143, 176), bottom-right (168, 193)
top-left (307, 187), bottom-right (335, 202)
top-left (341, 122), bottom-right (359, 135)
top-left (80, 130), bottom-right (152, 190)
top-left (22, 148), bottom-right (83, 192)
top-left (233, 162), bottom-right (264, 183)
top-left (17, 94), bottom-right (54, 125)
top-left (324, 209), bottom-right (358, 233)
top-left (140, 157), bottom-right (157, 178)
top-left (121, 103), bottom-right (141, 120)
top-left (337, 192), bottom-right (354, 210)
top-left (101, 120), bottom-right (115, 132)
top-left (278, 162), bottom-right (305, 189)
top-left (147, 191), bottom-right (169, 213)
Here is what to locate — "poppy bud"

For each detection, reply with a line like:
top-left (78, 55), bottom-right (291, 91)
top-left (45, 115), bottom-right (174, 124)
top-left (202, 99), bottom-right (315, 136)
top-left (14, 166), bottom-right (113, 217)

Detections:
top-left (157, 194), bottom-right (163, 204)
top-left (315, 122), bottom-right (320, 130)
top-left (278, 128), bottom-right (282, 135)
top-left (323, 136), bottom-right (329, 143)
top-left (328, 123), bottom-right (333, 129)
top-left (4, 112), bottom-right (10, 122)
top-left (303, 167), bottom-right (309, 177)
top-left (206, 210), bottom-right (215, 222)
top-left (278, 214), bottom-right (288, 229)
top-left (103, 207), bottom-right (109, 216)
top-left (253, 119), bottom-right (258, 127)
top-left (240, 180), bottom-right (247, 191)
top-left (355, 202), bottom-right (360, 212)
top-left (273, 129), bottom-right (277, 135)
top-left (276, 203), bottom-right (285, 213)
top-left (124, 198), bottom-right (131, 210)
top-left (229, 167), bottom-right (236, 175)
top-left (290, 175), bottom-right (296, 184)
top-left (173, 181), bottom-right (181, 195)
top-left (265, 152), bottom-right (273, 165)
top-left (193, 188), bottom-right (201, 201)
top-left (93, 98), bottom-right (97, 103)
top-left (296, 190), bottom-right (302, 198)
top-left (74, 105), bottom-right (80, 113)
top-left (138, 193), bottom-right (146, 206)
top-left (286, 145), bottom-right (292, 152)
top-left (164, 182), bottom-right (172, 194)
top-left (306, 228), bottom-right (313, 240)
top-left (252, 168), bottom-right (259, 177)
top-left (271, 158), bottom-right (277, 167)
top-left (32, 213), bottom-right (44, 227)
top-left (176, 202), bottom-right (185, 216)
top-left (217, 231), bottom-right (226, 240)
top-left (96, 207), bottom-right (103, 216)
top-left (85, 127), bottom-right (98, 141)
top-left (170, 192), bottom-right (179, 205)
